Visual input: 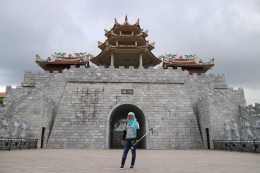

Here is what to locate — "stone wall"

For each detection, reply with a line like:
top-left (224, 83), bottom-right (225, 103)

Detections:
top-left (1, 71), bottom-right (66, 147)
top-left (1, 96), bottom-right (54, 148)
top-left (46, 66), bottom-right (203, 149)
top-left (0, 65), bottom-right (249, 149)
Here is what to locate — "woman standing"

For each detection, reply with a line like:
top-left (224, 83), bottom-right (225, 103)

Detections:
top-left (120, 112), bottom-right (140, 170)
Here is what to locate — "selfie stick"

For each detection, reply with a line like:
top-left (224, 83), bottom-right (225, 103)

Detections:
top-left (131, 128), bottom-right (153, 150)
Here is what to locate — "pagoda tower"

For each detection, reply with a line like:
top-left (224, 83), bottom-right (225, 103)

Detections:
top-left (91, 15), bottom-right (161, 68)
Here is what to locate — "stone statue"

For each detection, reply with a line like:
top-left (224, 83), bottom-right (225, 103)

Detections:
top-left (230, 119), bottom-right (240, 140)
top-left (0, 116), bottom-right (9, 137)
top-left (224, 122), bottom-right (231, 140)
top-left (241, 118), bottom-right (253, 140)
top-left (253, 115), bottom-right (260, 140)
top-left (11, 118), bottom-right (20, 137)
top-left (19, 120), bottom-right (28, 138)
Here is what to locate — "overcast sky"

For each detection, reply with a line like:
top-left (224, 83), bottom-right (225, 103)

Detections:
top-left (0, 0), bottom-right (259, 105)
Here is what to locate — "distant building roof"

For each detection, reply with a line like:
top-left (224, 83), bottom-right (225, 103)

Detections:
top-left (0, 92), bottom-right (5, 98)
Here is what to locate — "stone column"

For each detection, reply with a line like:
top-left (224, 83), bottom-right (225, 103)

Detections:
top-left (139, 53), bottom-right (143, 68)
top-left (110, 52), bottom-right (114, 67)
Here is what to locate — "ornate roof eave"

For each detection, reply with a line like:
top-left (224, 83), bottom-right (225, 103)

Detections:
top-left (98, 41), bottom-right (106, 50)
top-left (148, 43), bottom-right (155, 50)
top-left (36, 60), bottom-right (88, 64)
top-left (108, 34), bottom-right (148, 43)
top-left (98, 42), bottom-right (155, 51)
top-left (98, 44), bottom-right (154, 50)
top-left (36, 60), bottom-right (89, 71)
top-left (146, 49), bottom-right (162, 64)
top-left (91, 46), bottom-right (161, 65)
top-left (163, 62), bottom-right (214, 74)
top-left (158, 55), bottom-right (215, 67)
top-left (98, 34), bottom-right (152, 50)
top-left (105, 25), bottom-right (144, 38)
top-left (110, 31), bottom-right (147, 37)
top-left (35, 53), bottom-right (94, 64)
top-left (164, 62), bottom-right (215, 67)
top-left (105, 23), bottom-right (142, 38)
top-left (105, 17), bottom-right (143, 38)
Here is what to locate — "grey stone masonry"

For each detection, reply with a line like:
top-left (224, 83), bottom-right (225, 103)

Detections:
top-left (1, 65), bottom-right (248, 149)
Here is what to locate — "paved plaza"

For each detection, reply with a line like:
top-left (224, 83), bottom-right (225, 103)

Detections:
top-left (0, 149), bottom-right (259, 173)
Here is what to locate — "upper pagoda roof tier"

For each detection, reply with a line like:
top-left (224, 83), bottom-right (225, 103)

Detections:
top-left (104, 15), bottom-right (148, 38)
top-left (97, 35), bottom-right (155, 50)
top-left (35, 52), bottom-right (93, 71)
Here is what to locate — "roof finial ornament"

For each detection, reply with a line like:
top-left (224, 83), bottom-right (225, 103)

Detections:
top-left (97, 41), bottom-right (103, 46)
top-left (136, 18), bottom-right (139, 25)
top-left (114, 18), bottom-right (118, 25)
top-left (125, 14), bottom-right (128, 22)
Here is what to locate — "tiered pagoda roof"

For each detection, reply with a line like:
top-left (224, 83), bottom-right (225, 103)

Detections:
top-left (91, 15), bottom-right (161, 68)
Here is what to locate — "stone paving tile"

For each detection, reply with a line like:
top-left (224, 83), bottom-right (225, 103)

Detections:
top-left (0, 149), bottom-right (260, 173)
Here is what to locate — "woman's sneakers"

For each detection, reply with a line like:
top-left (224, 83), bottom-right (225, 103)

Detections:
top-left (120, 165), bottom-right (134, 170)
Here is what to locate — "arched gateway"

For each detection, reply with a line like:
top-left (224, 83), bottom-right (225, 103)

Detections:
top-left (106, 103), bottom-right (148, 149)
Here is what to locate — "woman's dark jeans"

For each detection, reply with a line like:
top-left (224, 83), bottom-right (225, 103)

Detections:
top-left (121, 138), bottom-right (137, 166)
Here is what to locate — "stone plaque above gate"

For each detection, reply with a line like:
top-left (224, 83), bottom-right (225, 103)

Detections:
top-left (121, 89), bottom-right (133, 94)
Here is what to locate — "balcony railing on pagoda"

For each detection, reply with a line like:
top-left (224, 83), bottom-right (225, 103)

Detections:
top-left (213, 140), bottom-right (260, 154)
top-left (118, 44), bottom-right (136, 47)
top-left (0, 138), bottom-right (38, 151)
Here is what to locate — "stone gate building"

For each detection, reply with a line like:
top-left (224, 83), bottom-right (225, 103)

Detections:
top-left (1, 16), bottom-right (254, 150)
